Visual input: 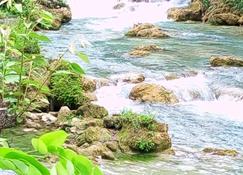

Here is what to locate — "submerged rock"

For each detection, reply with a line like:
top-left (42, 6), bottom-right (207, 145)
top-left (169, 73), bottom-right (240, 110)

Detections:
top-left (203, 148), bottom-right (239, 157)
top-left (125, 23), bottom-right (170, 38)
top-left (110, 73), bottom-right (145, 83)
top-left (165, 71), bottom-right (198, 80)
top-left (210, 56), bottom-right (243, 67)
top-left (129, 83), bottom-right (179, 104)
top-left (129, 45), bottom-right (162, 57)
top-left (167, 0), bottom-right (204, 22)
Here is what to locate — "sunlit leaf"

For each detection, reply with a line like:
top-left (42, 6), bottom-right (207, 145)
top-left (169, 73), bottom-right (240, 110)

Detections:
top-left (69, 62), bottom-right (85, 75)
top-left (76, 52), bottom-right (89, 63)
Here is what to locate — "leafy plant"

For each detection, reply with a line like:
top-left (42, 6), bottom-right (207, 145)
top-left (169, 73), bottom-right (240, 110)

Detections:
top-left (223, 0), bottom-right (243, 12)
top-left (135, 139), bottom-right (155, 153)
top-left (0, 130), bottom-right (103, 175)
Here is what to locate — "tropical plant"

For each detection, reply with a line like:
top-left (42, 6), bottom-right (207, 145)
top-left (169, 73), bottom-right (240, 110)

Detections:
top-left (0, 130), bottom-right (103, 175)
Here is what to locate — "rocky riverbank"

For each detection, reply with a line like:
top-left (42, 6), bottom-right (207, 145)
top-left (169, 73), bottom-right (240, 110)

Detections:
top-left (168, 0), bottom-right (243, 26)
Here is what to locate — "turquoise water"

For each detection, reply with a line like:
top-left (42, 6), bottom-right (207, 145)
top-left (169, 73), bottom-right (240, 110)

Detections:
top-left (40, 19), bottom-right (243, 174)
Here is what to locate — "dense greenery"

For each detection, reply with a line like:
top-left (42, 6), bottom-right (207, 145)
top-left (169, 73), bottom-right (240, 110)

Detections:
top-left (50, 73), bottom-right (83, 109)
top-left (223, 0), bottom-right (243, 11)
top-left (135, 139), bottom-right (155, 153)
top-left (0, 130), bottom-right (103, 175)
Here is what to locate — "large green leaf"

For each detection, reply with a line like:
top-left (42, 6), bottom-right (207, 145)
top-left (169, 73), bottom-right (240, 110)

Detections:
top-left (29, 32), bottom-right (51, 42)
top-left (69, 62), bottom-right (85, 75)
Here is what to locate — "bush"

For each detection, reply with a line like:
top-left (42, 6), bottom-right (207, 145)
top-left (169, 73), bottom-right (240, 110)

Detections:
top-left (121, 110), bottom-right (155, 130)
top-left (223, 0), bottom-right (243, 12)
top-left (50, 73), bottom-right (83, 110)
top-left (135, 139), bottom-right (155, 153)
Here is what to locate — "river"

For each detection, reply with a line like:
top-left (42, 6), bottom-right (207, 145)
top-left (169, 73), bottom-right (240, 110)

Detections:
top-left (3, 0), bottom-right (243, 174)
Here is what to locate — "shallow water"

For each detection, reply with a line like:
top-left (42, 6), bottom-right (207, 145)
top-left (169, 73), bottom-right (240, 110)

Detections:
top-left (40, 17), bottom-right (243, 174)
top-left (2, 0), bottom-right (243, 174)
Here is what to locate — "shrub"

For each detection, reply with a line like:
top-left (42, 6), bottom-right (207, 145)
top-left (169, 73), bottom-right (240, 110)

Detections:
top-left (135, 139), bottom-right (155, 153)
top-left (50, 73), bottom-right (83, 110)
top-left (121, 110), bottom-right (155, 130)
top-left (223, 0), bottom-right (243, 12)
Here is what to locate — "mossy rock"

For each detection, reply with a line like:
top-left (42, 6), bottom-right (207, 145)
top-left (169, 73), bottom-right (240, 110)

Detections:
top-left (76, 103), bottom-right (108, 119)
top-left (203, 148), bottom-right (239, 157)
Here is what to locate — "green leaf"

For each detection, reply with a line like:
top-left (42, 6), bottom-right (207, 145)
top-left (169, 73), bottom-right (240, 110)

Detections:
top-left (14, 4), bottom-right (23, 13)
top-left (76, 52), bottom-right (89, 63)
top-left (29, 32), bottom-right (51, 42)
top-left (31, 139), bottom-right (48, 154)
top-left (69, 63), bottom-right (85, 75)
top-left (35, 130), bottom-right (68, 149)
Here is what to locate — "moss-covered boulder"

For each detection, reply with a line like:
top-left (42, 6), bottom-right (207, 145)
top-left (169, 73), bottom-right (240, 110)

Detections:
top-left (129, 83), bottom-right (179, 104)
top-left (117, 111), bottom-right (171, 153)
top-left (203, 148), bottom-right (239, 157)
top-left (76, 103), bottom-right (109, 119)
top-left (210, 55), bottom-right (243, 67)
top-left (125, 23), bottom-right (170, 38)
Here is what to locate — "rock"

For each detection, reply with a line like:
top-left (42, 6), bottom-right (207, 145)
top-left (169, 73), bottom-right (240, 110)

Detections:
top-left (203, 148), bottom-right (239, 157)
top-left (111, 73), bottom-right (145, 83)
top-left (94, 77), bottom-right (112, 87)
top-left (83, 92), bottom-right (98, 102)
top-left (118, 112), bottom-right (172, 153)
top-left (129, 45), bottom-right (162, 57)
top-left (105, 141), bottom-right (119, 152)
top-left (23, 128), bottom-right (38, 132)
top-left (103, 116), bottom-right (123, 130)
top-left (239, 16), bottom-right (243, 25)
top-left (210, 56), bottom-right (243, 67)
top-left (125, 23), bottom-right (170, 38)
top-left (83, 127), bottom-right (112, 143)
top-left (79, 142), bottom-right (115, 160)
top-left (41, 113), bottom-right (57, 125)
top-left (167, 0), bottom-right (204, 22)
top-left (129, 50), bottom-right (150, 57)
top-left (25, 119), bottom-right (42, 129)
top-left (57, 106), bottom-right (71, 124)
top-left (81, 76), bottom-right (97, 92)
top-left (25, 112), bottom-right (40, 121)
top-left (72, 118), bottom-right (103, 131)
top-left (39, 5), bottom-right (72, 30)
top-left (27, 90), bottom-right (50, 112)
top-left (129, 83), bottom-right (179, 104)
top-left (113, 3), bottom-right (125, 10)
top-left (76, 103), bottom-right (108, 119)
top-left (207, 13), bottom-right (240, 26)
top-left (165, 71), bottom-right (198, 80)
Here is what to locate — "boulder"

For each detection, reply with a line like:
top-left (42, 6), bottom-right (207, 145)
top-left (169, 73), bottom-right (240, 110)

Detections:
top-left (239, 16), bottom-right (243, 25)
top-left (203, 148), bottom-right (239, 157)
top-left (41, 113), bottom-right (57, 125)
top-left (78, 142), bottom-right (115, 160)
top-left (57, 106), bottom-right (71, 124)
top-left (76, 103), bottom-right (109, 119)
top-left (167, 0), bottom-right (204, 21)
top-left (81, 76), bottom-right (97, 92)
top-left (125, 23), bottom-right (170, 38)
top-left (83, 92), bottom-right (98, 102)
top-left (118, 112), bottom-right (171, 153)
top-left (129, 45), bottom-right (162, 57)
top-left (103, 116), bottom-right (123, 130)
top-left (129, 83), bottom-right (178, 104)
top-left (210, 56), bottom-right (243, 67)
top-left (207, 13), bottom-right (240, 25)
top-left (77, 127), bottom-right (112, 145)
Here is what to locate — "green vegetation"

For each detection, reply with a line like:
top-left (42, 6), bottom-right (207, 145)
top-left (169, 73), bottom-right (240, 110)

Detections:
top-left (121, 110), bottom-right (155, 130)
top-left (50, 73), bottom-right (83, 109)
top-left (223, 0), bottom-right (243, 11)
top-left (0, 130), bottom-right (103, 175)
top-left (135, 139), bottom-right (155, 153)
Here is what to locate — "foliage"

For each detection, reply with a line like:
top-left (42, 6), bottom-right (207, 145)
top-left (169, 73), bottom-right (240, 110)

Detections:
top-left (0, 0), bottom-right (87, 122)
top-left (135, 139), bottom-right (155, 153)
top-left (223, 0), bottom-right (243, 11)
top-left (0, 130), bottom-right (103, 175)
top-left (202, 0), bottom-right (210, 9)
top-left (50, 73), bottom-right (83, 110)
top-left (121, 110), bottom-right (155, 130)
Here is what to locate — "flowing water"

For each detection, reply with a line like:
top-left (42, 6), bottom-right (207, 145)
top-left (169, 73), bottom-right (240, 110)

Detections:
top-left (3, 0), bottom-right (243, 174)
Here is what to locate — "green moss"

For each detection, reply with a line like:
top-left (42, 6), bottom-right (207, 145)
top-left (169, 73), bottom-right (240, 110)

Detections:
top-left (121, 110), bottom-right (155, 130)
top-left (50, 73), bottom-right (83, 110)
